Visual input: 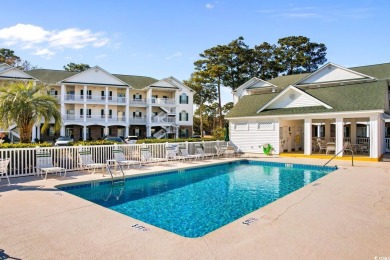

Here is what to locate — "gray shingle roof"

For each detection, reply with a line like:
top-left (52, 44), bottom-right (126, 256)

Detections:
top-left (26, 69), bottom-right (158, 89)
top-left (227, 74), bottom-right (387, 118)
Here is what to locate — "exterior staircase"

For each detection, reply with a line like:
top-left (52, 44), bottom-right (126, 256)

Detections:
top-left (153, 128), bottom-right (167, 139)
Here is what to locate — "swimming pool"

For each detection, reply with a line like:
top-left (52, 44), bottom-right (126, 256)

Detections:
top-left (58, 160), bottom-right (336, 238)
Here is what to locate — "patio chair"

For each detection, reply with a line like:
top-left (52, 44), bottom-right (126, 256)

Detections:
top-left (0, 158), bottom-right (10, 185)
top-left (326, 142), bottom-right (336, 155)
top-left (179, 147), bottom-right (201, 161)
top-left (36, 152), bottom-right (66, 180)
top-left (78, 150), bottom-right (106, 175)
top-left (140, 147), bottom-right (166, 165)
top-left (215, 145), bottom-right (226, 158)
top-left (166, 146), bottom-right (185, 162)
top-left (317, 140), bottom-right (327, 153)
top-left (195, 144), bottom-right (214, 160)
top-left (113, 148), bottom-right (141, 169)
top-left (358, 144), bottom-right (369, 154)
top-left (225, 146), bottom-right (237, 157)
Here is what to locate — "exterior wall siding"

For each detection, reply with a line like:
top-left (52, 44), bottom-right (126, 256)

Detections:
top-left (268, 89), bottom-right (321, 109)
top-left (230, 119), bottom-right (280, 154)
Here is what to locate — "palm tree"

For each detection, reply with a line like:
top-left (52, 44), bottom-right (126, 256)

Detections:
top-left (0, 81), bottom-right (62, 143)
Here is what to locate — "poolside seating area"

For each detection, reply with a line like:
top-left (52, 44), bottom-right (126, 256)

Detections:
top-left (36, 151), bottom-right (67, 180)
top-left (78, 149), bottom-right (107, 176)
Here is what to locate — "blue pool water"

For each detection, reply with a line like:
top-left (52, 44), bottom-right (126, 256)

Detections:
top-left (58, 160), bottom-right (336, 238)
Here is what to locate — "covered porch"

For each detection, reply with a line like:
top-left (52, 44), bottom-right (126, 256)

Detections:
top-left (279, 113), bottom-right (385, 160)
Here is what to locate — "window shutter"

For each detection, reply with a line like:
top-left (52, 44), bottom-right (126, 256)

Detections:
top-left (80, 109), bottom-right (83, 115)
top-left (186, 113), bottom-right (188, 121)
top-left (133, 112), bottom-right (135, 117)
top-left (179, 113), bottom-right (182, 121)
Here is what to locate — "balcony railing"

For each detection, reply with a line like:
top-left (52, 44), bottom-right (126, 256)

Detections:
top-left (65, 114), bottom-right (127, 123)
top-left (64, 95), bottom-right (126, 104)
top-left (151, 98), bottom-right (176, 105)
top-left (129, 98), bottom-right (147, 105)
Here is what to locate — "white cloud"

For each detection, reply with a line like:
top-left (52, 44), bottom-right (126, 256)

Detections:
top-left (0, 23), bottom-right (110, 58)
top-left (205, 3), bottom-right (214, 9)
top-left (32, 48), bottom-right (55, 59)
top-left (165, 51), bottom-right (183, 60)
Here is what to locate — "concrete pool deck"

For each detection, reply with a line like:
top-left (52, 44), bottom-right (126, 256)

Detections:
top-left (0, 156), bottom-right (389, 259)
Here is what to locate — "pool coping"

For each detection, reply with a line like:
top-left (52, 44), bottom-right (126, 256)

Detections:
top-left (1, 156), bottom-right (389, 259)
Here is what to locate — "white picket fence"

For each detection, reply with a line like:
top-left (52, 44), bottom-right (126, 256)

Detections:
top-left (0, 141), bottom-right (227, 178)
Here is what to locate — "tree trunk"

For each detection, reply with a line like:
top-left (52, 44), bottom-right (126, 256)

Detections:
top-left (19, 123), bottom-right (33, 143)
top-left (200, 105), bottom-right (204, 137)
top-left (217, 78), bottom-right (223, 128)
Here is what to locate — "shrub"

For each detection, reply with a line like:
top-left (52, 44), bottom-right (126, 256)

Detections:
top-left (137, 137), bottom-right (220, 144)
top-left (0, 142), bottom-right (53, 149)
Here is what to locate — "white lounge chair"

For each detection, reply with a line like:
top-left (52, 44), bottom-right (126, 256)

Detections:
top-left (195, 144), bottom-right (214, 160)
top-left (166, 146), bottom-right (185, 162)
top-left (0, 158), bottom-right (10, 185)
top-left (113, 148), bottom-right (141, 169)
top-left (140, 147), bottom-right (166, 165)
top-left (215, 145), bottom-right (226, 158)
top-left (78, 150), bottom-right (106, 175)
top-left (179, 147), bottom-right (201, 161)
top-left (36, 152), bottom-right (66, 180)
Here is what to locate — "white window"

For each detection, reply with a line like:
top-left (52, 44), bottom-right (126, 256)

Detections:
top-left (180, 93), bottom-right (188, 104)
top-left (234, 123), bottom-right (248, 131)
top-left (258, 122), bottom-right (274, 131)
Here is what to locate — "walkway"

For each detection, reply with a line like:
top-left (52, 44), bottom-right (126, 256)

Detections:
top-left (0, 157), bottom-right (389, 259)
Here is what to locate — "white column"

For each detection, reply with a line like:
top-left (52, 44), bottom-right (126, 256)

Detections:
top-left (83, 126), bottom-right (87, 140)
top-left (105, 104), bottom-right (108, 123)
top-left (350, 118), bottom-right (357, 144)
top-left (60, 126), bottom-right (65, 136)
top-left (31, 125), bottom-right (37, 142)
top-left (325, 120), bottom-right (331, 142)
top-left (146, 89), bottom-right (152, 138)
top-left (83, 85), bottom-right (87, 123)
top-left (36, 125), bottom-right (41, 140)
top-left (335, 117), bottom-right (344, 157)
top-left (369, 115), bottom-right (379, 158)
top-left (105, 86), bottom-right (109, 103)
top-left (304, 118), bottom-right (312, 155)
top-left (125, 88), bottom-right (130, 126)
top-left (104, 127), bottom-right (109, 136)
top-left (317, 125), bottom-right (321, 138)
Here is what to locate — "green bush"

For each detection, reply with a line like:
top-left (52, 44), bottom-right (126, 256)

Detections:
top-left (137, 137), bottom-right (220, 144)
top-left (212, 127), bottom-right (225, 140)
top-left (72, 140), bottom-right (119, 146)
top-left (0, 142), bottom-right (53, 149)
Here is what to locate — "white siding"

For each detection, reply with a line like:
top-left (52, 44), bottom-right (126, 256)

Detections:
top-left (64, 68), bottom-right (126, 85)
top-left (300, 65), bottom-right (365, 84)
top-left (0, 68), bottom-right (34, 79)
top-left (267, 89), bottom-right (321, 109)
top-left (230, 119), bottom-right (280, 154)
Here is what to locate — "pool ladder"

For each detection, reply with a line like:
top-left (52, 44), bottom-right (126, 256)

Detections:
top-left (106, 161), bottom-right (126, 186)
top-left (323, 148), bottom-right (354, 167)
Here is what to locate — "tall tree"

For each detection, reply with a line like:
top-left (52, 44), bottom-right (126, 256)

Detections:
top-left (251, 42), bottom-right (282, 80)
top-left (275, 36), bottom-right (327, 75)
top-left (184, 72), bottom-right (217, 137)
top-left (63, 63), bottom-right (91, 72)
top-left (0, 48), bottom-right (21, 66)
top-left (0, 81), bottom-right (62, 143)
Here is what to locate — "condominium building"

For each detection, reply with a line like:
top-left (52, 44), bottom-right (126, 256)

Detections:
top-left (0, 63), bottom-right (194, 141)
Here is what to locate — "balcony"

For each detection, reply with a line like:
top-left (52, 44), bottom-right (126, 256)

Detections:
top-left (129, 116), bottom-right (147, 124)
top-left (64, 114), bottom-right (128, 124)
top-left (63, 95), bottom-right (126, 104)
top-left (151, 98), bottom-right (176, 106)
top-left (129, 98), bottom-right (147, 106)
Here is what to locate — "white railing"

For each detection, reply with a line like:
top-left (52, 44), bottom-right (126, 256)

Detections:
top-left (65, 115), bottom-right (127, 123)
top-left (0, 141), bottom-right (226, 178)
top-left (64, 95), bottom-right (126, 104)
top-left (151, 98), bottom-right (176, 105)
top-left (129, 116), bottom-right (147, 124)
top-left (129, 98), bottom-right (147, 105)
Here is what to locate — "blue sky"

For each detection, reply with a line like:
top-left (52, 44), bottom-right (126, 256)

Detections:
top-left (0, 0), bottom-right (388, 103)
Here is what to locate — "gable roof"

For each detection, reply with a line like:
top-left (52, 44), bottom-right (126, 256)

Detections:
top-left (234, 77), bottom-right (278, 93)
top-left (256, 85), bottom-right (332, 113)
top-left (295, 63), bottom-right (375, 86)
top-left (226, 80), bottom-right (386, 118)
top-left (26, 68), bottom-right (158, 89)
top-left (349, 62), bottom-right (390, 80)
top-left (0, 63), bottom-right (37, 80)
top-left (267, 73), bottom-right (308, 88)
